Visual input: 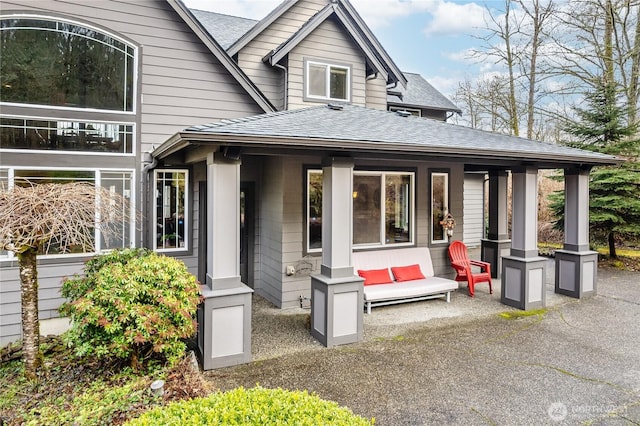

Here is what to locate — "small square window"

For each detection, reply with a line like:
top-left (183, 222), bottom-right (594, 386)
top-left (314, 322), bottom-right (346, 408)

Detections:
top-left (305, 60), bottom-right (350, 102)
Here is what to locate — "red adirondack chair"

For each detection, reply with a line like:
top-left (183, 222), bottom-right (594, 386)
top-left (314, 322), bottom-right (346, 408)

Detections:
top-left (448, 240), bottom-right (493, 297)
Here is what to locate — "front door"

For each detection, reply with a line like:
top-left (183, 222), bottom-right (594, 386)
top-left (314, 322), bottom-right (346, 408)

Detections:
top-left (240, 183), bottom-right (254, 288)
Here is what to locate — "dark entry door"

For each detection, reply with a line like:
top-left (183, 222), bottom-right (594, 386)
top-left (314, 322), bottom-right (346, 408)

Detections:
top-left (240, 183), bottom-right (254, 288)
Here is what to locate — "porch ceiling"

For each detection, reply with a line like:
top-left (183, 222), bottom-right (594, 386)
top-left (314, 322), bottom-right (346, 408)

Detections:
top-left (154, 104), bottom-right (621, 169)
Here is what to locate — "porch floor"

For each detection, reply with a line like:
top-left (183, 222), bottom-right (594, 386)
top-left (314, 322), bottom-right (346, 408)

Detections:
top-left (251, 259), bottom-right (568, 361)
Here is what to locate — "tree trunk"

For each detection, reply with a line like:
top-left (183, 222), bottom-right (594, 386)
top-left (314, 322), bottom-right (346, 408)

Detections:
top-left (608, 231), bottom-right (617, 258)
top-left (18, 246), bottom-right (41, 379)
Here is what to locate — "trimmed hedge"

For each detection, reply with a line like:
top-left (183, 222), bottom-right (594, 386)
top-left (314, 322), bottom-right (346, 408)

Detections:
top-left (125, 386), bottom-right (374, 425)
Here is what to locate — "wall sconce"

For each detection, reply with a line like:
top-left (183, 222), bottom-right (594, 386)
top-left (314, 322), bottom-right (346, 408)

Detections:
top-left (440, 212), bottom-right (456, 238)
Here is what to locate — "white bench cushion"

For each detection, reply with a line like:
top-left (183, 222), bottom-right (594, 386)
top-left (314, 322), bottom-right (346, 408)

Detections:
top-left (353, 247), bottom-right (459, 311)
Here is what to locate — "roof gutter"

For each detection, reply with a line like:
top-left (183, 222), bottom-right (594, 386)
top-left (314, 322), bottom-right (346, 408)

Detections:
top-left (154, 131), bottom-right (622, 167)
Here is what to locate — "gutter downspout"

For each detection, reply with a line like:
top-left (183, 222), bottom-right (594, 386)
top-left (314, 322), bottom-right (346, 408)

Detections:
top-left (141, 151), bottom-right (158, 249)
top-left (274, 61), bottom-right (288, 110)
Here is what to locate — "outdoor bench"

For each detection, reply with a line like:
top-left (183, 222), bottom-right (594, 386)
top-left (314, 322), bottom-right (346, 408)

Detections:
top-left (353, 247), bottom-right (459, 314)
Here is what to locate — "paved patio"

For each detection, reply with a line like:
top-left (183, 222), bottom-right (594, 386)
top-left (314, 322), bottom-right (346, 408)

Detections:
top-left (206, 262), bottom-right (640, 425)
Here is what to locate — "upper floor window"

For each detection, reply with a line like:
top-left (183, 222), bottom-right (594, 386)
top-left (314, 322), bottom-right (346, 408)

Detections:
top-left (0, 117), bottom-right (133, 153)
top-left (305, 60), bottom-right (350, 102)
top-left (0, 17), bottom-right (135, 112)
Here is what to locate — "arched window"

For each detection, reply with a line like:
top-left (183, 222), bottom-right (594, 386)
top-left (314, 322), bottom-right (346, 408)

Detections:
top-left (1, 17), bottom-right (134, 111)
top-left (0, 16), bottom-right (136, 154)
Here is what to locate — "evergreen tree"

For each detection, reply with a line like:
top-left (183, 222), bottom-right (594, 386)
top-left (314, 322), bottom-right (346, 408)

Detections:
top-left (551, 82), bottom-right (640, 258)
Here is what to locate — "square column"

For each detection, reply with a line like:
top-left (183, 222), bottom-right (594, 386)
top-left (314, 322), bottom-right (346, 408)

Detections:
top-left (555, 168), bottom-right (598, 298)
top-left (310, 157), bottom-right (364, 348)
top-left (502, 167), bottom-right (547, 310)
top-left (482, 170), bottom-right (511, 278)
top-left (198, 151), bottom-right (253, 370)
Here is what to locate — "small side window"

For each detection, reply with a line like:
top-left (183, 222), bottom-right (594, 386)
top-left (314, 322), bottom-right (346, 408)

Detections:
top-left (431, 171), bottom-right (450, 244)
top-left (154, 169), bottom-right (188, 251)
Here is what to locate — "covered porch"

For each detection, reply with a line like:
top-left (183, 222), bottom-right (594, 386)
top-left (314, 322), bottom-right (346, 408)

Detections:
top-left (152, 104), bottom-right (621, 369)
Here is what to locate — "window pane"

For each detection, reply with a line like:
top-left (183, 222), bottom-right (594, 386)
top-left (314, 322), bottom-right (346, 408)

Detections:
top-left (100, 172), bottom-right (132, 250)
top-left (308, 171), bottom-right (323, 250)
top-left (156, 171), bottom-right (187, 250)
top-left (432, 173), bottom-right (448, 242)
top-left (329, 67), bottom-right (348, 100)
top-left (308, 64), bottom-right (327, 97)
top-left (0, 18), bottom-right (134, 111)
top-left (385, 174), bottom-right (411, 244)
top-left (0, 118), bottom-right (133, 153)
top-left (14, 170), bottom-right (95, 255)
top-left (353, 175), bottom-right (381, 245)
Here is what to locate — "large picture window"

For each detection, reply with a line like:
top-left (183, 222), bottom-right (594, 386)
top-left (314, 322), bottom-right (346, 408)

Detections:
top-left (307, 170), bottom-right (414, 252)
top-left (431, 171), bottom-right (449, 243)
top-left (305, 60), bottom-right (350, 102)
top-left (154, 170), bottom-right (188, 252)
top-left (0, 17), bottom-right (135, 111)
top-left (0, 168), bottom-right (135, 259)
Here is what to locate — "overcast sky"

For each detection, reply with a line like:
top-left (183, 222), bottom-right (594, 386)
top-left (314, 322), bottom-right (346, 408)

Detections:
top-left (180, 0), bottom-right (498, 97)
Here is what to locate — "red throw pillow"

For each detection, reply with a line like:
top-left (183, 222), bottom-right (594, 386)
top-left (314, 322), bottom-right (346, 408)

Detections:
top-left (357, 268), bottom-right (393, 286)
top-left (391, 264), bottom-right (425, 282)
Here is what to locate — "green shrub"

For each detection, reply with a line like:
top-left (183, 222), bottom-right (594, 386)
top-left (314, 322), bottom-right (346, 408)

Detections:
top-left (60, 248), bottom-right (201, 368)
top-left (125, 386), bottom-right (374, 425)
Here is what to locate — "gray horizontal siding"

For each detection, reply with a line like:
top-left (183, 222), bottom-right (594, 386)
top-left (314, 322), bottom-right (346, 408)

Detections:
top-left (0, 260), bottom-right (84, 347)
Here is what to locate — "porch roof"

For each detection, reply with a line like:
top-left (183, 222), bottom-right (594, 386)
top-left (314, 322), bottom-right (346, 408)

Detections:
top-left (155, 104), bottom-right (621, 168)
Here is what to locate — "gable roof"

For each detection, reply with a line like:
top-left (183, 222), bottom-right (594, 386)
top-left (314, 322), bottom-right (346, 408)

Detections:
top-left (226, 0), bottom-right (406, 87)
top-left (167, 0), bottom-right (275, 112)
top-left (155, 104), bottom-right (620, 168)
top-left (263, 3), bottom-right (388, 82)
top-left (189, 9), bottom-right (257, 50)
top-left (227, 0), bottom-right (298, 56)
top-left (388, 72), bottom-right (461, 114)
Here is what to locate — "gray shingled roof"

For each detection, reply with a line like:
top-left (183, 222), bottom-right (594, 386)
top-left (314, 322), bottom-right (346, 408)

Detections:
top-left (388, 72), bottom-right (461, 113)
top-left (190, 9), bottom-right (257, 50)
top-left (157, 104), bottom-right (618, 166)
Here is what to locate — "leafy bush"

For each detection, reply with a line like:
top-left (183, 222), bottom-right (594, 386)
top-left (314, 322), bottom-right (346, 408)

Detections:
top-left (60, 248), bottom-right (201, 368)
top-left (125, 386), bottom-right (374, 425)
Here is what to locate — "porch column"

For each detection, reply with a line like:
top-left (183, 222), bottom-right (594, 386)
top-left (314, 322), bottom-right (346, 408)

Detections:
top-left (481, 170), bottom-right (511, 278)
top-left (555, 167), bottom-right (597, 298)
top-left (501, 167), bottom-right (547, 310)
top-left (198, 151), bottom-right (252, 370)
top-left (310, 157), bottom-right (364, 348)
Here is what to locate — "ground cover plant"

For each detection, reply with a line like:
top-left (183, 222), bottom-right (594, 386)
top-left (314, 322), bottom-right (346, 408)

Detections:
top-left (0, 341), bottom-right (211, 425)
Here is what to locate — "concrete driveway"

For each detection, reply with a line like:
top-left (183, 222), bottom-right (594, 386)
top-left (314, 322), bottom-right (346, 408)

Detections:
top-left (205, 265), bottom-right (640, 425)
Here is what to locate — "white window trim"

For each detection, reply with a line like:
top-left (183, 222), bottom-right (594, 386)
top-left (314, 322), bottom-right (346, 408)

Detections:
top-left (306, 170), bottom-right (415, 253)
top-left (0, 166), bottom-right (136, 261)
top-left (153, 169), bottom-right (189, 253)
top-left (304, 60), bottom-right (351, 102)
top-left (0, 114), bottom-right (136, 156)
top-left (431, 171), bottom-right (450, 244)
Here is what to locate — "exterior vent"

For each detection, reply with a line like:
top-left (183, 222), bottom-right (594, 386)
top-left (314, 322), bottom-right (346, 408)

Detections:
top-left (396, 110), bottom-right (411, 117)
top-left (327, 103), bottom-right (344, 111)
